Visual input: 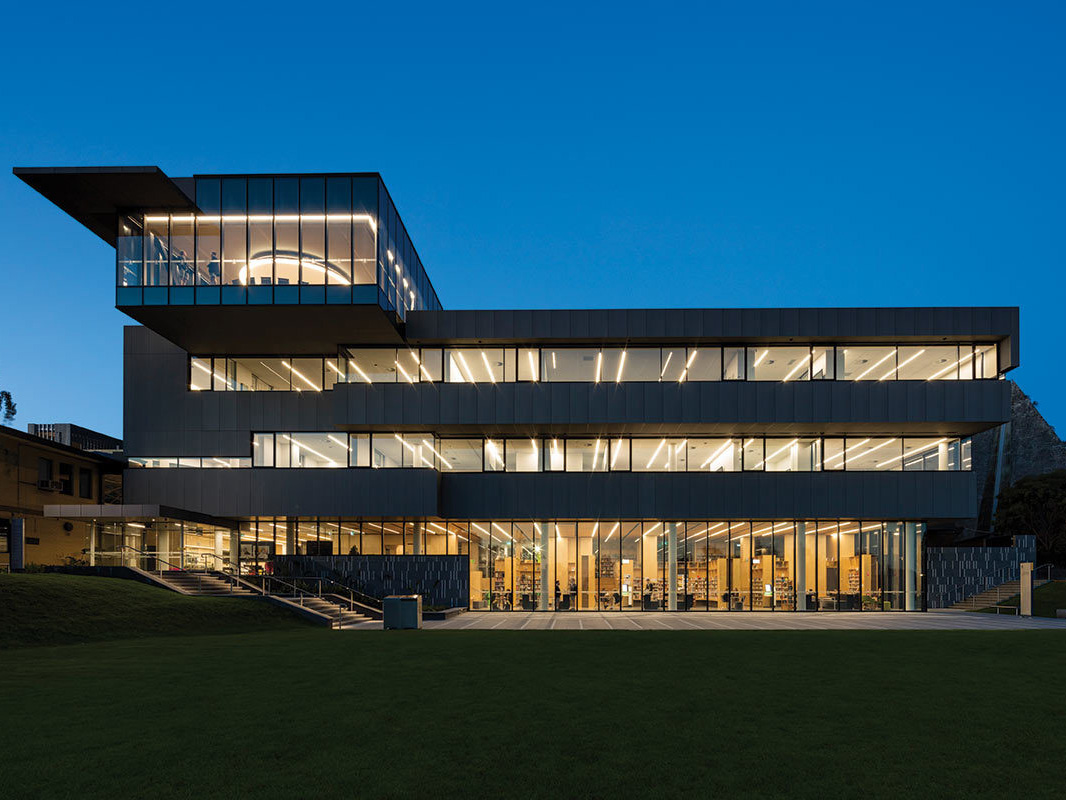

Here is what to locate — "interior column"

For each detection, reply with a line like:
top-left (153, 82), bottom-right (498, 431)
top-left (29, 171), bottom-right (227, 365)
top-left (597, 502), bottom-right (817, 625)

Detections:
top-left (938, 441), bottom-right (950, 470)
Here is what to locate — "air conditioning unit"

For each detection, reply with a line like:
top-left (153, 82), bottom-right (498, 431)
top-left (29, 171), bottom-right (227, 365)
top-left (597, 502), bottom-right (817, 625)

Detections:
top-left (37, 479), bottom-right (64, 491)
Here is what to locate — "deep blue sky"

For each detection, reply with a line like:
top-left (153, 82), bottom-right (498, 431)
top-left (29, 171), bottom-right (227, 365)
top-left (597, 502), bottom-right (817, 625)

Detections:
top-left (1, 2), bottom-right (1063, 439)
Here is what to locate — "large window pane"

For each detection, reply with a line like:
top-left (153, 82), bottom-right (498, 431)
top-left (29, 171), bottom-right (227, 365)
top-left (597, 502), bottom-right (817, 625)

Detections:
top-left (438, 439), bottom-right (483, 471)
top-left (619, 522), bottom-right (642, 610)
top-left (811, 346), bottom-right (835, 379)
top-left (253, 433), bottom-right (274, 467)
top-left (661, 348), bottom-right (687, 382)
top-left (281, 433), bottom-right (346, 467)
top-left (975, 345), bottom-right (998, 378)
top-left (189, 357), bottom-right (213, 391)
top-left (117, 215), bottom-right (143, 286)
top-left (817, 521), bottom-right (839, 610)
top-left (371, 435), bottom-right (403, 468)
top-left (346, 348), bottom-right (397, 382)
top-left (684, 348), bottom-right (721, 381)
top-left (542, 348), bottom-right (599, 381)
top-left (484, 439), bottom-right (505, 471)
top-left (728, 522), bottom-right (752, 610)
top-left (565, 439), bottom-right (609, 471)
top-left (747, 346), bottom-right (811, 381)
top-left (144, 216), bottom-right (169, 286)
top-left (609, 438), bottom-right (630, 471)
top-left (765, 438), bottom-right (821, 472)
top-left (723, 347), bottom-right (746, 380)
top-left (170, 216), bottom-right (195, 286)
top-left (505, 439), bottom-right (542, 472)
top-left (287, 358), bottom-right (323, 392)
top-left (897, 345), bottom-right (959, 380)
top-left (445, 348), bottom-right (504, 383)
top-left (846, 437), bottom-right (900, 470)
top-left (596, 522), bottom-right (621, 610)
top-left (688, 438), bottom-right (740, 472)
top-left (196, 216), bottom-right (221, 285)
top-left (840, 346), bottom-right (896, 381)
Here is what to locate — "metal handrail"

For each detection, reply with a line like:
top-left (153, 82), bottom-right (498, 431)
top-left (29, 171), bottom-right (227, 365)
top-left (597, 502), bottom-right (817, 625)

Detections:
top-left (118, 544), bottom-right (242, 595)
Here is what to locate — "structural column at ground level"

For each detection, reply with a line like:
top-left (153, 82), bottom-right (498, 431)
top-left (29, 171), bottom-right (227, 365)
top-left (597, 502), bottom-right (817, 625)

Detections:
top-left (795, 521), bottom-right (807, 610)
top-left (905, 522), bottom-right (919, 610)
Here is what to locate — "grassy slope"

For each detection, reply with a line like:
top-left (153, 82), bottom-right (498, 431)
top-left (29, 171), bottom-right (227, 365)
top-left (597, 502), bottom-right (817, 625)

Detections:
top-left (0, 573), bottom-right (312, 647)
top-left (1, 630), bottom-right (1064, 800)
top-left (980, 580), bottom-right (1066, 617)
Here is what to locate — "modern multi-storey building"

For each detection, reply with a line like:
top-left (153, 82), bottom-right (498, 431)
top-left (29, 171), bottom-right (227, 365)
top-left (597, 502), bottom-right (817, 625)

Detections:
top-left (16, 166), bottom-right (1019, 612)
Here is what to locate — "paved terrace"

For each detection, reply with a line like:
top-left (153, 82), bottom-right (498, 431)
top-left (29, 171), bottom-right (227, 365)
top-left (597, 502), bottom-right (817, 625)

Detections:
top-left (347, 610), bottom-right (1066, 631)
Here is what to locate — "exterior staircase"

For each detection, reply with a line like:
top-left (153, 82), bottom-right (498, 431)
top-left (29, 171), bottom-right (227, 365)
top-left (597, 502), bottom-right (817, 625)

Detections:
top-left (285, 594), bottom-right (375, 627)
top-left (150, 569), bottom-right (255, 596)
top-left (951, 577), bottom-right (1049, 611)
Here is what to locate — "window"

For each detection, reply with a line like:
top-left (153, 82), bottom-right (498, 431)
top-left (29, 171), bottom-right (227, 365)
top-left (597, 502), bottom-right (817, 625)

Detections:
top-left (747, 347), bottom-right (811, 381)
top-left (565, 439), bottom-right (609, 471)
top-left (439, 439), bottom-right (483, 472)
top-left (347, 349), bottom-right (399, 383)
top-left (542, 348), bottom-right (599, 382)
top-left (253, 434), bottom-right (275, 467)
top-left (79, 468), bottom-right (93, 499)
top-left (632, 439), bottom-right (687, 471)
top-left (845, 437), bottom-right (901, 470)
top-left (505, 439), bottom-right (541, 472)
top-left (446, 349), bottom-right (504, 383)
top-left (277, 434), bottom-right (347, 468)
top-left (684, 348), bottom-right (721, 381)
top-left (840, 346), bottom-right (896, 381)
top-left (723, 347), bottom-right (746, 380)
top-left (58, 463), bottom-right (73, 495)
top-left (688, 439), bottom-right (739, 471)
top-left (37, 458), bottom-right (53, 483)
top-left (190, 357), bottom-right (214, 391)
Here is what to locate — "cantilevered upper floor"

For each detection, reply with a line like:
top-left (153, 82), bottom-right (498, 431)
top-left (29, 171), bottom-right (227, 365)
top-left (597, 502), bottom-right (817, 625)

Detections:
top-left (14, 166), bottom-right (442, 349)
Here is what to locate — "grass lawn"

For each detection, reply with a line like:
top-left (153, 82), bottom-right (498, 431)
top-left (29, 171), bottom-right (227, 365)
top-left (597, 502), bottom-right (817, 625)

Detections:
top-left (0, 573), bottom-right (313, 647)
top-left (983, 580), bottom-right (1066, 618)
top-left (2, 576), bottom-right (1065, 799)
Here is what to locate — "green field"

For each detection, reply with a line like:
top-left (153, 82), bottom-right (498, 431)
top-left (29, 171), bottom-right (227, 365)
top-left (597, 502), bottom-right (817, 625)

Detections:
top-left (2, 575), bottom-right (1065, 799)
top-left (982, 580), bottom-right (1066, 618)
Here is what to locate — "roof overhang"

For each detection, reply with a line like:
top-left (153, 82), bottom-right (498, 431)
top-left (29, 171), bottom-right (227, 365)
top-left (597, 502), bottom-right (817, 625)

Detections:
top-left (120, 303), bottom-right (406, 352)
top-left (13, 166), bottom-right (197, 246)
top-left (43, 503), bottom-right (239, 529)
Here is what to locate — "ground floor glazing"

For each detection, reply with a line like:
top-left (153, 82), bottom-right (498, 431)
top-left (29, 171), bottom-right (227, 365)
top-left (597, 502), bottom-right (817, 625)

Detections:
top-left (89, 518), bottom-right (925, 612)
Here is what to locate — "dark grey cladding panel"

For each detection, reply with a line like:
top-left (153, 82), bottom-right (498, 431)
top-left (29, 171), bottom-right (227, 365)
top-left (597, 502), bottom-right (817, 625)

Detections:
top-left (440, 471), bottom-right (976, 521)
top-left (332, 380), bottom-right (1011, 434)
top-left (123, 468), bottom-right (439, 518)
top-left (404, 307), bottom-right (1020, 350)
top-left (124, 326), bottom-right (332, 457)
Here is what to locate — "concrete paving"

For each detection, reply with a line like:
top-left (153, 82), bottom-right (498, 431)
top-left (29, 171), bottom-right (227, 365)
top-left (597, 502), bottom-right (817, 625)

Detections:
top-left (343, 610), bottom-right (1066, 631)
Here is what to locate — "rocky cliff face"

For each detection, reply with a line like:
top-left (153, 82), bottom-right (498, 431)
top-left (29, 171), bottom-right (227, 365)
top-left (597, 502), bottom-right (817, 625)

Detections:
top-left (969, 381), bottom-right (1066, 534)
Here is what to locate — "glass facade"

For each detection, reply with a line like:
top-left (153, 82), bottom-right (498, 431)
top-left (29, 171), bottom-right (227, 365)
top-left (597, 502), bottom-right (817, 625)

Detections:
top-left (116, 175), bottom-right (441, 317)
top-left (91, 518), bottom-right (924, 611)
top-left (188, 343), bottom-right (999, 391)
top-left (130, 434), bottom-right (972, 473)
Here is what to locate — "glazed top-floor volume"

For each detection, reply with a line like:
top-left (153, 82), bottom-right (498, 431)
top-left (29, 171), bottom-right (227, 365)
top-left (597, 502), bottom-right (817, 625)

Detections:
top-left (13, 167), bottom-right (442, 321)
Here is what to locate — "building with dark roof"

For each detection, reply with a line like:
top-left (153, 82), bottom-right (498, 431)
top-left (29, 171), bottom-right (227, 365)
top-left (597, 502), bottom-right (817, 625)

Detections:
top-left (15, 166), bottom-right (1020, 611)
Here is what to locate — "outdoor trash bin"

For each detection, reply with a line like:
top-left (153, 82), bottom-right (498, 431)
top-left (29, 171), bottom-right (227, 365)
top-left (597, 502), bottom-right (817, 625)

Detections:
top-left (383, 595), bottom-right (423, 629)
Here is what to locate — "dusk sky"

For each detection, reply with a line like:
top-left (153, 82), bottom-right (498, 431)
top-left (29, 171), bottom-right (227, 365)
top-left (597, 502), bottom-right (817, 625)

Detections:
top-left (1, 2), bottom-right (1063, 437)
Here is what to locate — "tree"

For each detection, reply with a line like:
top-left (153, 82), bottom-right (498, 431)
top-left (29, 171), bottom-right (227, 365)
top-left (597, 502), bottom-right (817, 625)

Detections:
top-left (994, 470), bottom-right (1066, 566)
top-left (0, 390), bottom-right (14, 423)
